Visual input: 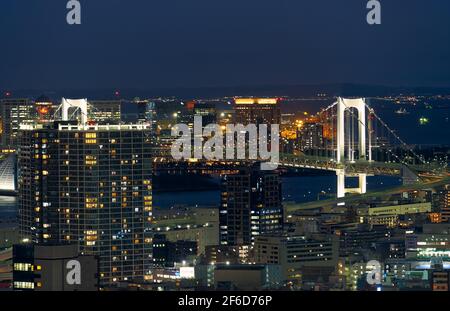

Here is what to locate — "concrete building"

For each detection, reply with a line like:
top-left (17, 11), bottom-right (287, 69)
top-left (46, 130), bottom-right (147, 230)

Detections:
top-left (152, 206), bottom-right (219, 255)
top-left (253, 234), bottom-right (338, 283)
top-left (358, 202), bottom-right (432, 228)
top-left (213, 264), bottom-right (282, 290)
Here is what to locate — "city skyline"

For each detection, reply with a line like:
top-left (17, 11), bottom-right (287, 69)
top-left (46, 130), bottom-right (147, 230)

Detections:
top-left (0, 93), bottom-right (449, 292)
top-left (1, 0), bottom-right (450, 298)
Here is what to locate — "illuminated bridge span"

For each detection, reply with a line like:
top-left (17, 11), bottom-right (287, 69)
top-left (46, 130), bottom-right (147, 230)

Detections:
top-left (279, 97), bottom-right (447, 198)
top-left (156, 97), bottom-right (447, 199)
top-left (0, 154), bottom-right (16, 194)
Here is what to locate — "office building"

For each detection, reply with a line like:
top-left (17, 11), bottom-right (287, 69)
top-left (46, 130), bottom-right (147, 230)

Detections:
top-left (253, 234), bottom-right (339, 283)
top-left (297, 122), bottom-right (324, 152)
top-left (17, 121), bottom-right (153, 286)
top-left (220, 165), bottom-right (283, 246)
top-left (204, 245), bottom-right (250, 265)
top-left (152, 206), bottom-right (219, 255)
top-left (358, 202), bottom-right (432, 228)
top-left (234, 98), bottom-right (280, 126)
top-left (88, 100), bottom-right (122, 124)
top-left (152, 234), bottom-right (197, 267)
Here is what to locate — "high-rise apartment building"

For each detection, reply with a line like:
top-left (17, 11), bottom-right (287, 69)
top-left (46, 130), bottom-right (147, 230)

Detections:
top-left (220, 165), bottom-right (283, 246)
top-left (17, 121), bottom-right (153, 286)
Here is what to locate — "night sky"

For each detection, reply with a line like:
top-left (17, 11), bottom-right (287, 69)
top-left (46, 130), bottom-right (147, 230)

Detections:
top-left (1, 0), bottom-right (450, 90)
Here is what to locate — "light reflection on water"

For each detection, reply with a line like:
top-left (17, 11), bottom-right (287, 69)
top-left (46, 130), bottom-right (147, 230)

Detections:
top-left (0, 175), bottom-right (405, 214)
top-left (153, 175), bottom-right (402, 209)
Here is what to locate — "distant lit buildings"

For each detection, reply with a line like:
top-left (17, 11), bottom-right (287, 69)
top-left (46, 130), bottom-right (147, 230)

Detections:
top-left (17, 121), bottom-right (153, 286)
top-left (431, 269), bottom-right (450, 291)
top-left (358, 202), bottom-right (432, 228)
top-left (297, 122), bottom-right (324, 152)
top-left (34, 95), bottom-right (56, 123)
top-left (220, 165), bottom-right (283, 246)
top-left (406, 224), bottom-right (450, 261)
top-left (192, 103), bottom-right (217, 126)
top-left (234, 98), bottom-right (280, 126)
top-left (0, 98), bottom-right (35, 148)
top-left (204, 245), bottom-right (250, 265)
top-left (441, 185), bottom-right (450, 222)
top-left (88, 100), bottom-right (121, 124)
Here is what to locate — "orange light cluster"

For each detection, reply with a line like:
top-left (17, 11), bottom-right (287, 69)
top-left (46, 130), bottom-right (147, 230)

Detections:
top-left (281, 129), bottom-right (297, 140)
top-left (429, 213), bottom-right (442, 223)
top-left (322, 124), bottom-right (334, 140)
top-left (37, 106), bottom-right (50, 115)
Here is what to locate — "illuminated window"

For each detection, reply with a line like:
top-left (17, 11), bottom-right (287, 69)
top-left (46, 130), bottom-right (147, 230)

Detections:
top-left (14, 263), bottom-right (33, 272)
top-left (14, 282), bottom-right (34, 289)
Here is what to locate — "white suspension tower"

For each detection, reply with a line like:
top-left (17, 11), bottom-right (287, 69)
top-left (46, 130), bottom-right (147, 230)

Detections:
top-left (335, 97), bottom-right (369, 198)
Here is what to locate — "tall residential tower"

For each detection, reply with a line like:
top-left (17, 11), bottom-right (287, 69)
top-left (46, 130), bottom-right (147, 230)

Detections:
top-left (18, 121), bottom-right (153, 286)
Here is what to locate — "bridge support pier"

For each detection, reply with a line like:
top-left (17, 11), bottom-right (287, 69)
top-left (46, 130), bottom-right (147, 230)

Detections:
top-left (336, 169), bottom-right (367, 198)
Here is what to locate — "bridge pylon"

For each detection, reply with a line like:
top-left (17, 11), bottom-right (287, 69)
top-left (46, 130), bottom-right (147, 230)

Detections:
top-left (336, 97), bottom-right (367, 164)
top-left (336, 169), bottom-right (367, 198)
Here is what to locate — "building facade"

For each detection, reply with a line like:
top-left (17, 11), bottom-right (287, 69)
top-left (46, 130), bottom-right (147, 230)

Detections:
top-left (0, 98), bottom-right (35, 149)
top-left (13, 244), bottom-right (98, 291)
top-left (220, 165), bottom-right (283, 246)
top-left (234, 98), bottom-right (280, 126)
top-left (253, 234), bottom-right (339, 283)
top-left (18, 121), bottom-right (153, 286)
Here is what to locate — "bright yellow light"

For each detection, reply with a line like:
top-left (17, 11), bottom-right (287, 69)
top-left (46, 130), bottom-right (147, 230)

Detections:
top-left (235, 98), bottom-right (278, 105)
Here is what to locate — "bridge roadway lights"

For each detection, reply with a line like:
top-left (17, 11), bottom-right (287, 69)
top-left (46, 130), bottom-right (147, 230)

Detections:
top-left (336, 169), bottom-right (367, 198)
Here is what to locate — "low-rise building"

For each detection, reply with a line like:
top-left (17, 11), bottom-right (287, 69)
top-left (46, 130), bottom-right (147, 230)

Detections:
top-left (253, 234), bottom-right (338, 284)
top-left (13, 244), bottom-right (98, 291)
